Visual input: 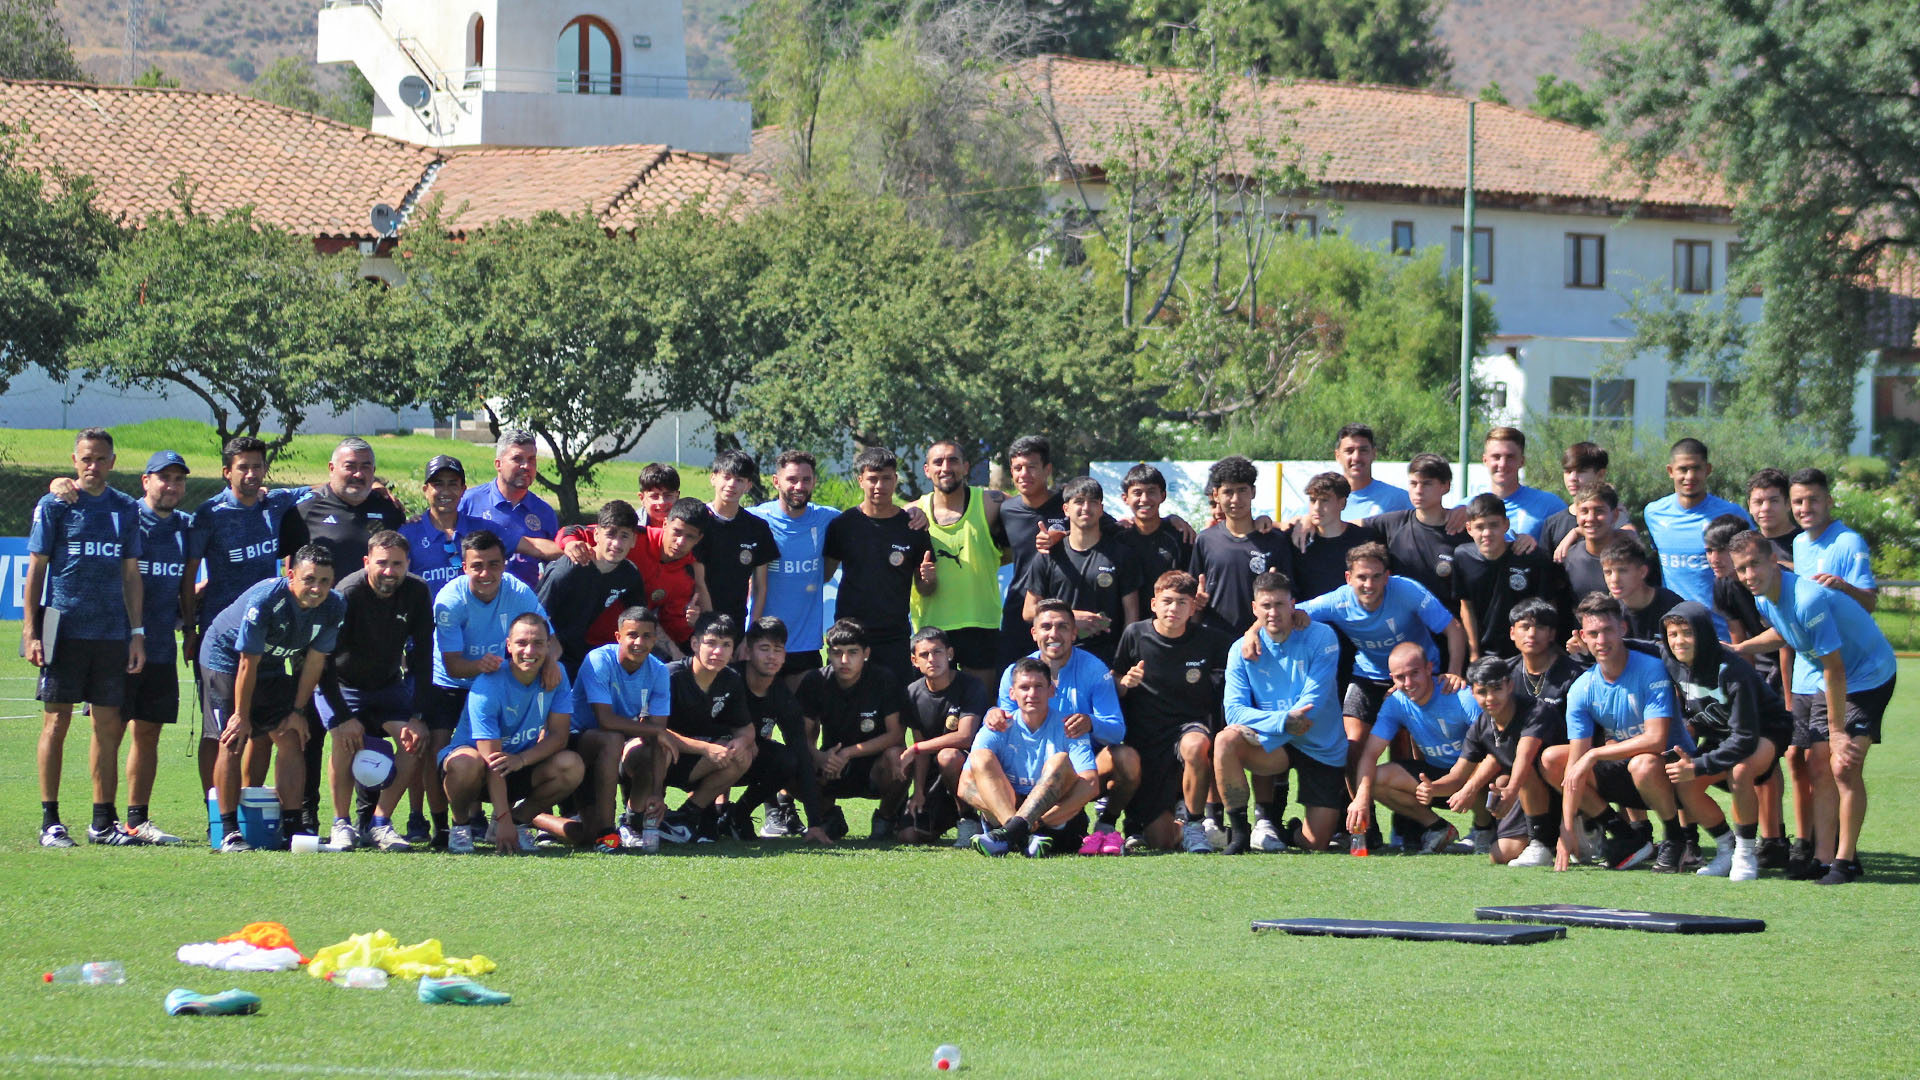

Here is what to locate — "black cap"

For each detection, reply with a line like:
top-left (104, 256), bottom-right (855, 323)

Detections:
top-left (424, 454), bottom-right (466, 483)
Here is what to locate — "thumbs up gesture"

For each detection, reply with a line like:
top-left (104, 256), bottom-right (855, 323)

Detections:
top-left (917, 550), bottom-right (938, 586)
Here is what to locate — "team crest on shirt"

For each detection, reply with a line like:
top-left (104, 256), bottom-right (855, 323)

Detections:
top-left (944, 709), bottom-right (960, 732)
top-left (1436, 555), bottom-right (1453, 578)
top-left (1185, 668), bottom-right (1203, 684)
top-left (1508, 569), bottom-right (1530, 591)
top-left (521, 513), bottom-right (537, 531)
top-left (1095, 570), bottom-right (1114, 589)
top-left (1249, 552), bottom-right (1268, 573)
top-left (860, 712), bottom-right (877, 734)
top-left (738, 548), bottom-right (753, 565)
top-left (888, 550), bottom-right (905, 566)
top-left (710, 694), bottom-right (729, 717)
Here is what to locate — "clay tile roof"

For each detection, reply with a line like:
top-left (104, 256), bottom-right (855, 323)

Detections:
top-left (430, 144), bottom-right (774, 231)
top-left (0, 78), bottom-right (438, 238)
top-left (1016, 55), bottom-right (1728, 212)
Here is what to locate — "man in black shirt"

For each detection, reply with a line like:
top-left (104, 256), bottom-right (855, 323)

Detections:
top-left (823, 447), bottom-right (935, 682)
top-left (296, 437), bottom-right (408, 568)
top-left (1113, 571), bottom-right (1229, 852)
top-left (647, 613), bottom-right (755, 843)
top-left (797, 619), bottom-right (909, 840)
top-left (1289, 472), bottom-right (1382, 600)
top-left (1454, 495), bottom-right (1565, 662)
top-left (998, 435), bottom-right (1072, 665)
top-left (1562, 480), bottom-right (1660, 599)
top-left (1362, 453), bottom-right (1472, 610)
top-left (1189, 455), bottom-right (1292, 635)
top-left (316, 530), bottom-right (432, 851)
top-left (1502, 598), bottom-right (1605, 862)
top-left (1599, 536), bottom-right (1685, 643)
top-left (900, 627), bottom-right (991, 844)
top-left (1414, 656), bottom-right (1557, 866)
top-left (730, 617), bottom-right (831, 844)
top-left (1117, 464), bottom-right (1190, 612)
top-left (694, 450), bottom-right (779, 626)
top-left (1537, 441), bottom-right (1612, 556)
top-left (1021, 477), bottom-right (1142, 665)
top-left (536, 501), bottom-right (647, 676)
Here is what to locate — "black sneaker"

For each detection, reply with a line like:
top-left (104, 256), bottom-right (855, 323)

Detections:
top-left (1679, 839), bottom-right (1704, 871)
top-left (1757, 836), bottom-right (1791, 870)
top-left (869, 810), bottom-right (895, 842)
top-left (1223, 824), bottom-right (1251, 855)
top-left (86, 822), bottom-right (139, 846)
top-left (694, 806), bottom-right (720, 844)
top-left (1650, 839), bottom-right (1684, 873)
top-left (298, 809), bottom-right (322, 837)
top-left (759, 802), bottom-right (801, 838)
top-left (824, 805), bottom-right (849, 841)
top-left (1605, 831), bottom-right (1655, 870)
top-left (431, 829), bottom-right (450, 852)
top-left (1785, 838), bottom-right (1817, 879)
top-left (722, 810), bottom-right (757, 842)
top-left (1816, 858), bottom-right (1862, 885)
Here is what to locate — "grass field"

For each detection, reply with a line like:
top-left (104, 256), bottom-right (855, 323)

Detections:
top-left (0, 626), bottom-right (1916, 1079)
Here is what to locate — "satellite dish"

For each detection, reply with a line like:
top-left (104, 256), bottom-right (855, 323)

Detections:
top-left (369, 204), bottom-right (401, 236)
top-left (397, 75), bottom-right (432, 110)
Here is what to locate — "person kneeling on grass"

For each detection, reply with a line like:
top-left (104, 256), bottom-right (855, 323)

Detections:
top-left (1414, 657), bottom-right (1557, 866)
top-left (1347, 642), bottom-right (1478, 855)
top-left (1112, 572), bottom-right (1230, 853)
top-left (634, 612), bottom-right (757, 844)
top-left (1657, 602), bottom-right (1792, 882)
top-left (798, 619), bottom-right (909, 841)
top-left (960, 658), bottom-right (1098, 858)
top-left (439, 614), bottom-right (585, 854)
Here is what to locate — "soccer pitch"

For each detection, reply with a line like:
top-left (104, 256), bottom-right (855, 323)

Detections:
top-left (1, 629), bottom-right (1916, 1079)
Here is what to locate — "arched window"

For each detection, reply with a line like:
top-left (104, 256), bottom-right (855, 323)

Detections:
top-left (556, 15), bottom-right (620, 96)
top-left (464, 13), bottom-right (484, 88)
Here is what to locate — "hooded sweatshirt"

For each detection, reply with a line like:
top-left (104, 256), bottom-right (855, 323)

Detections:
top-left (1655, 602), bottom-right (1793, 776)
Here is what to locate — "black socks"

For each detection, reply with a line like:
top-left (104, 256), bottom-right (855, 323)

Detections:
top-left (42, 801), bottom-right (60, 830)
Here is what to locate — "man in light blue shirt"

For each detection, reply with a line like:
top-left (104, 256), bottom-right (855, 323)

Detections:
top-left (1216, 570), bottom-right (1343, 854)
top-left (1334, 422), bottom-right (1412, 522)
top-left (992, 600), bottom-right (1132, 841)
top-left (571, 607), bottom-right (673, 846)
top-left (960, 658), bottom-right (1097, 858)
top-left (1642, 438), bottom-right (1749, 638)
top-left (749, 451), bottom-right (841, 685)
top-left (1788, 467), bottom-right (1878, 612)
top-left (1475, 426), bottom-right (1566, 540)
top-left (1730, 531), bottom-right (1895, 886)
top-left (1349, 642), bottom-right (1480, 854)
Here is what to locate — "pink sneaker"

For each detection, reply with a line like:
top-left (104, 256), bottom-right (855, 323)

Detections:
top-left (1078, 831), bottom-right (1106, 856)
top-left (1099, 829), bottom-right (1126, 856)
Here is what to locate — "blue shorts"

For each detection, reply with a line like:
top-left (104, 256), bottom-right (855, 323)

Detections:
top-left (315, 680), bottom-right (414, 732)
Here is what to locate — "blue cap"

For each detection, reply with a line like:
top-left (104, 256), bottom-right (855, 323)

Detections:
top-left (144, 450), bottom-right (190, 476)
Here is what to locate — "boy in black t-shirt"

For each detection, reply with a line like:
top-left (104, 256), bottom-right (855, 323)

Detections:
top-left (1361, 453), bottom-right (1472, 608)
top-left (536, 500), bottom-right (648, 677)
top-left (693, 451), bottom-right (779, 627)
top-left (1189, 455), bottom-right (1292, 636)
top-left (730, 617), bottom-right (831, 845)
top-left (1289, 472), bottom-right (1382, 600)
top-left (1453, 495), bottom-right (1564, 662)
top-left (1599, 536), bottom-right (1685, 643)
top-left (1021, 476), bottom-right (1143, 665)
top-left (645, 612), bottom-right (755, 844)
top-left (823, 448), bottom-right (935, 682)
top-left (1112, 571), bottom-right (1230, 852)
top-left (900, 627), bottom-right (991, 844)
top-left (796, 619), bottom-right (909, 840)
top-left (1116, 464), bottom-right (1190, 613)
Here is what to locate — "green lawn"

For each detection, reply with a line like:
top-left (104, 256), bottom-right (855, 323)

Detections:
top-left (0, 631), bottom-right (1916, 1079)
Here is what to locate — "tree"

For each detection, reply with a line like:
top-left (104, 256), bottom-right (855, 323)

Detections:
top-left (0, 134), bottom-right (117, 395)
top-left (69, 197), bottom-right (384, 458)
top-left (0, 0), bottom-right (84, 81)
top-left (1477, 81), bottom-right (1508, 106)
top-left (1529, 73), bottom-right (1602, 128)
top-left (248, 55), bottom-right (372, 126)
top-left (391, 209), bottom-right (682, 520)
top-left (132, 63), bottom-right (179, 88)
top-left (1590, 0), bottom-right (1920, 450)
top-left (1115, 0), bottom-right (1451, 87)
top-left (727, 0), bottom-right (870, 180)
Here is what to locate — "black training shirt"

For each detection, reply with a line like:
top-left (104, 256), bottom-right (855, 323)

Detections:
top-left (824, 507), bottom-right (931, 642)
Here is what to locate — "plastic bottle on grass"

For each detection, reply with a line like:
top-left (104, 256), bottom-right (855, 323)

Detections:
top-left (328, 967), bottom-right (389, 989)
top-left (1349, 831), bottom-right (1369, 857)
top-left (933, 1044), bottom-right (961, 1070)
top-left (45, 961), bottom-right (125, 985)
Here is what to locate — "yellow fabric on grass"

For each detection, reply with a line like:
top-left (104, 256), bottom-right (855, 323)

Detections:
top-left (306, 930), bottom-right (496, 981)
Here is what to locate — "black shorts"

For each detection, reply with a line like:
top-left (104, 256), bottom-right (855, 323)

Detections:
top-left (422, 683), bottom-right (469, 732)
top-left (199, 668), bottom-right (297, 737)
top-left (1292, 753), bottom-right (1347, 810)
top-left (819, 754), bottom-right (891, 802)
top-left (941, 627), bottom-right (1001, 673)
top-left (779, 649), bottom-right (823, 677)
top-left (120, 660), bottom-right (180, 725)
top-left (1804, 676), bottom-right (1895, 745)
top-left (36, 633), bottom-right (129, 708)
top-left (316, 680), bottom-right (414, 732)
top-left (865, 637), bottom-right (914, 687)
top-left (1590, 758), bottom-right (1650, 811)
top-left (1342, 678), bottom-right (1393, 726)
top-left (662, 749), bottom-right (710, 793)
top-left (438, 750), bottom-right (537, 807)
top-left (1390, 757), bottom-right (1451, 783)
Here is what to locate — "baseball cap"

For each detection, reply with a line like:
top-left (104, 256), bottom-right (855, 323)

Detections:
top-left (144, 450), bottom-right (190, 475)
top-left (424, 454), bottom-right (466, 483)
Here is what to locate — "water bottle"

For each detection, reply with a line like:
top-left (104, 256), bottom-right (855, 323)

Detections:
top-left (1349, 831), bottom-right (1369, 857)
top-left (932, 1044), bottom-right (961, 1071)
top-left (640, 812), bottom-right (662, 854)
top-left (328, 966), bottom-right (389, 989)
top-left (44, 961), bottom-right (125, 985)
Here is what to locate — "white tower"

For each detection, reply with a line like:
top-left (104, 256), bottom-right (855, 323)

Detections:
top-left (317, 0), bottom-right (751, 152)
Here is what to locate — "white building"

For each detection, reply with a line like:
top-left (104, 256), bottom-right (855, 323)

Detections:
top-left (316, 0), bottom-right (751, 153)
top-left (1021, 55), bottom-right (1886, 455)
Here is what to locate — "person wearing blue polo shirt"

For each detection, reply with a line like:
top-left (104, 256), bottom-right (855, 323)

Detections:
top-left (123, 450), bottom-right (193, 843)
top-left (1348, 642), bottom-right (1478, 854)
top-left (961, 657), bottom-right (1097, 858)
top-left (1217, 570), bottom-right (1344, 854)
top-left (991, 600), bottom-right (1132, 849)
top-left (1334, 423), bottom-right (1413, 522)
top-left (1730, 532), bottom-right (1896, 886)
top-left (1475, 426), bottom-right (1566, 541)
top-left (24, 428), bottom-right (145, 849)
top-left (184, 435), bottom-right (311, 648)
top-left (1544, 594), bottom-right (1712, 874)
top-left (750, 450), bottom-right (840, 687)
top-left (1643, 438), bottom-right (1749, 637)
top-left (399, 455), bottom-right (518, 593)
top-left (457, 430), bottom-right (562, 589)
top-left (571, 607), bottom-right (672, 849)
top-left (440, 614), bottom-right (583, 854)
top-left (1788, 467), bottom-right (1878, 612)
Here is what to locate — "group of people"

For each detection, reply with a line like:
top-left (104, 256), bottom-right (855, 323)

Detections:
top-left (22, 422), bottom-right (1895, 885)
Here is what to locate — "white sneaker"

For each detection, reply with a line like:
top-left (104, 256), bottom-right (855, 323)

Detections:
top-left (1181, 820), bottom-right (1213, 854)
top-left (1201, 816), bottom-right (1227, 851)
top-left (1510, 839), bottom-right (1554, 867)
top-left (1250, 818), bottom-right (1285, 852)
top-left (1728, 837), bottom-right (1760, 882)
top-left (954, 817), bottom-right (983, 849)
top-left (128, 820), bottom-right (182, 845)
top-left (330, 820), bottom-right (361, 850)
top-left (368, 823), bottom-right (410, 852)
top-left (1696, 835), bottom-right (1737, 877)
top-left (1469, 826), bottom-right (1496, 855)
top-left (447, 824), bottom-right (475, 854)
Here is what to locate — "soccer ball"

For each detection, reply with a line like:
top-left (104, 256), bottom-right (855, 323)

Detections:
top-left (351, 746), bottom-right (396, 790)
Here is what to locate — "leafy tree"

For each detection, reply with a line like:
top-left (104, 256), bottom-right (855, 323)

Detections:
top-left (1117, 0), bottom-right (1451, 87)
top-left (248, 55), bottom-right (372, 126)
top-left (0, 0), bottom-right (84, 81)
top-left (1529, 73), bottom-right (1602, 128)
top-left (391, 209), bottom-right (682, 520)
top-left (1591, 0), bottom-right (1920, 450)
top-left (0, 133), bottom-right (117, 395)
top-left (132, 63), bottom-right (179, 88)
top-left (728, 0), bottom-right (869, 179)
top-left (1477, 81), bottom-right (1508, 105)
top-left (69, 197), bottom-right (383, 459)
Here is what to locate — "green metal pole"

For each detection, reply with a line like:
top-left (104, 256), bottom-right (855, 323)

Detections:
top-left (1457, 100), bottom-right (1476, 500)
